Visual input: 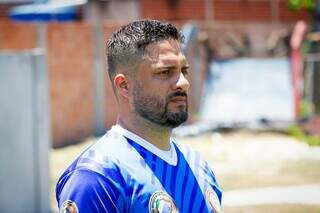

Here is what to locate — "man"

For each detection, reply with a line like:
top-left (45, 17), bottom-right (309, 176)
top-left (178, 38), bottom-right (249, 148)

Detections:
top-left (56, 19), bottom-right (222, 213)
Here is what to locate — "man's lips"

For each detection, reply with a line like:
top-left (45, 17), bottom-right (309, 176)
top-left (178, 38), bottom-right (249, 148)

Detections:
top-left (169, 96), bottom-right (187, 104)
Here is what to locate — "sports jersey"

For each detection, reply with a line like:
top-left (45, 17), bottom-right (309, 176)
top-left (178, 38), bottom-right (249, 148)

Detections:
top-left (56, 125), bottom-right (222, 213)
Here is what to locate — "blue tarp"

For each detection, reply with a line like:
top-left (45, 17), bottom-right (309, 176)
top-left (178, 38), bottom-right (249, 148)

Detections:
top-left (10, 0), bottom-right (86, 22)
top-left (174, 57), bottom-right (295, 137)
top-left (200, 58), bottom-right (294, 124)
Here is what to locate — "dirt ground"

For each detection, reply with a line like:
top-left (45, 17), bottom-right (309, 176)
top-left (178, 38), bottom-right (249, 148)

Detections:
top-left (179, 130), bottom-right (320, 190)
top-left (50, 130), bottom-right (320, 212)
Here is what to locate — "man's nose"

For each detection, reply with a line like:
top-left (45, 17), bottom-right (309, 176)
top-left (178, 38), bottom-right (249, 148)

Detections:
top-left (173, 72), bottom-right (190, 91)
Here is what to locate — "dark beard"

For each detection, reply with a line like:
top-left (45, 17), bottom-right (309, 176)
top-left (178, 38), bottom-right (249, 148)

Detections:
top-left (133, 84), bottom-right (188, 128)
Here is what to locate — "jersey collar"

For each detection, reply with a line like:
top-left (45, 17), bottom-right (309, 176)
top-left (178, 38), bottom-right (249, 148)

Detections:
top-left (110, 125), bottom-right (178, 166)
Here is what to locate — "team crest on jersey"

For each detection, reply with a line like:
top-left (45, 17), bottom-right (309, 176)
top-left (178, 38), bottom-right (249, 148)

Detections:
top-left (149, 191), bottom-right (178, 213)
top-left (59, 200), bottom-right (78, 213)
top-left (206, 189), bottom-right (221, 213)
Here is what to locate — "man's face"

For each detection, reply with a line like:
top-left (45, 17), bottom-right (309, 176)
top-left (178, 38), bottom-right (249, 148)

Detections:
top-left (131, 39), bottom-right (190, 128)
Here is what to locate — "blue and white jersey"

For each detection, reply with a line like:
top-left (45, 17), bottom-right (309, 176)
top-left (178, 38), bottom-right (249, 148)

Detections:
top-left (56, 125), bottom-right (222, 213)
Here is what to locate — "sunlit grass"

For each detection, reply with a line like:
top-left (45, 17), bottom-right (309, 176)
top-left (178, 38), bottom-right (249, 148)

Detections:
top-left (287, 124), bottom-right (320, 146)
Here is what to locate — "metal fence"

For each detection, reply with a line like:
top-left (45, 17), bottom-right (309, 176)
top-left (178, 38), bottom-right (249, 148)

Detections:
top-left (303, 53), bottom-right (320, 115)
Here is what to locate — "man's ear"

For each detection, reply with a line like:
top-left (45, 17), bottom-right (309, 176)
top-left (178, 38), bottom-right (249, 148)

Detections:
top-left (114, 74), bottom-right (130, 98)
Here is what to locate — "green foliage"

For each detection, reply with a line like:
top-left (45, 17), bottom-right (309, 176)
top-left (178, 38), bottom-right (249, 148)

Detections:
top-left (303, 0), bottom-right (316, 10)
top-left (299, 100), bottom-right (313, 118)
top-left (287, 124), bottom-right (320, 146)
top-left (289, 0), bottom-right (302, 11)
top-left (301, 39), bottom-right (312, 54)
top-left (288, 0), bottom-right (315, 11)
top-left (287, 124), bottom-right (305, 139)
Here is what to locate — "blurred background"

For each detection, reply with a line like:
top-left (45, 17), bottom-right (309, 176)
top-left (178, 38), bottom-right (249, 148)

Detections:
top-left (1, 0), bottom-right (320, 212)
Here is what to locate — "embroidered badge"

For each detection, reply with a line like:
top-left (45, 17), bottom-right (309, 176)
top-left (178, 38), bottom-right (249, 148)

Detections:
top-left (59, 200), bottom-right (79, 213)
top-left (149, 191), bottom-right (178, 213)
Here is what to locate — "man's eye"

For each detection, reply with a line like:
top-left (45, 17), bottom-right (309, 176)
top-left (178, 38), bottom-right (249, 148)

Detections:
top-left (182, 68), bottom-right (189, 76)
top-left (158, 70), bottom-right (170, 76)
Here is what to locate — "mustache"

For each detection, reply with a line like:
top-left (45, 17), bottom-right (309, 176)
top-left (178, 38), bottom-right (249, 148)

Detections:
top-left (167, 91), bottom-right (188, 100)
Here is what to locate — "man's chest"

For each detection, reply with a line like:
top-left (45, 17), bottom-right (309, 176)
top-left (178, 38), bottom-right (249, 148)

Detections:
top-left (120, 160), bottom-right (221, 213)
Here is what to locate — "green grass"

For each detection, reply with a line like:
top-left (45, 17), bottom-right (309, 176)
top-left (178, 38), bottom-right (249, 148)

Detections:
top-left (287, 125), bottom-right (320, 146)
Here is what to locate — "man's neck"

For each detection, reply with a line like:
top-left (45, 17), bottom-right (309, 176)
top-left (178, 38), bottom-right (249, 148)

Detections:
top-left (117, 115), bottom-right (172, 151)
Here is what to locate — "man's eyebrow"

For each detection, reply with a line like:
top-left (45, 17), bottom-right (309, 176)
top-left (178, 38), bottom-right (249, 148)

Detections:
top-left (155, 65), bottom-right (176, 70)
top-left (155, 63), bottom-right (190, 70)
top-left (158, 55), bottom-right (187, 63)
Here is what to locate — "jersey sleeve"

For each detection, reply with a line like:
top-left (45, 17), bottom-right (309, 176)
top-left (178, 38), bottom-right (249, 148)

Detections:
top-left (205, 162), bottom-right (223, 203)
top-left (56, 169), bottom-right (125, 213)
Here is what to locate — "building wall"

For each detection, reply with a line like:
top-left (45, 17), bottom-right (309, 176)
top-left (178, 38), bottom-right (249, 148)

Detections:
top-left (0, 20), bottom-right (36, 49)
top-left (103, 23), bottom-right (123, 132)
top-left (0, 21), bottom-right (97, 147)
top-left (141, 0), bottom-right (206, 20)
top-left (141, 0), bottom-right (310, 22)
top-left (0, 0), bottom-right (313, 146)
top-left (0, 0), bottom-right (312, 23)
top-left (213, 0), bottom-right (273, 22)
top-left (0, 20), bottom-right (206, 147)
top-left (47, 23), bottom-right (95, 147)
top-left (0, 20), bottom-right (133, 147)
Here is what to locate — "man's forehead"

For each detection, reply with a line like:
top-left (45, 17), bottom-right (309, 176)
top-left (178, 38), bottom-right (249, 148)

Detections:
top-left (144, 39), bottom-right (186, 62)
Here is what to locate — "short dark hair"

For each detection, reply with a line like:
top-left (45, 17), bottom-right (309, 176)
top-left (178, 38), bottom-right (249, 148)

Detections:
top-left (107, 19), bottom-right (184, 82)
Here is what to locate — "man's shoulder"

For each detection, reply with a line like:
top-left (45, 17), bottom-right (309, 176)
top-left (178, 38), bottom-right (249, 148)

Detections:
top-left (85, 130), bottom-right (133, 163)
top-left (58, 131), bottom-right (138, 183)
